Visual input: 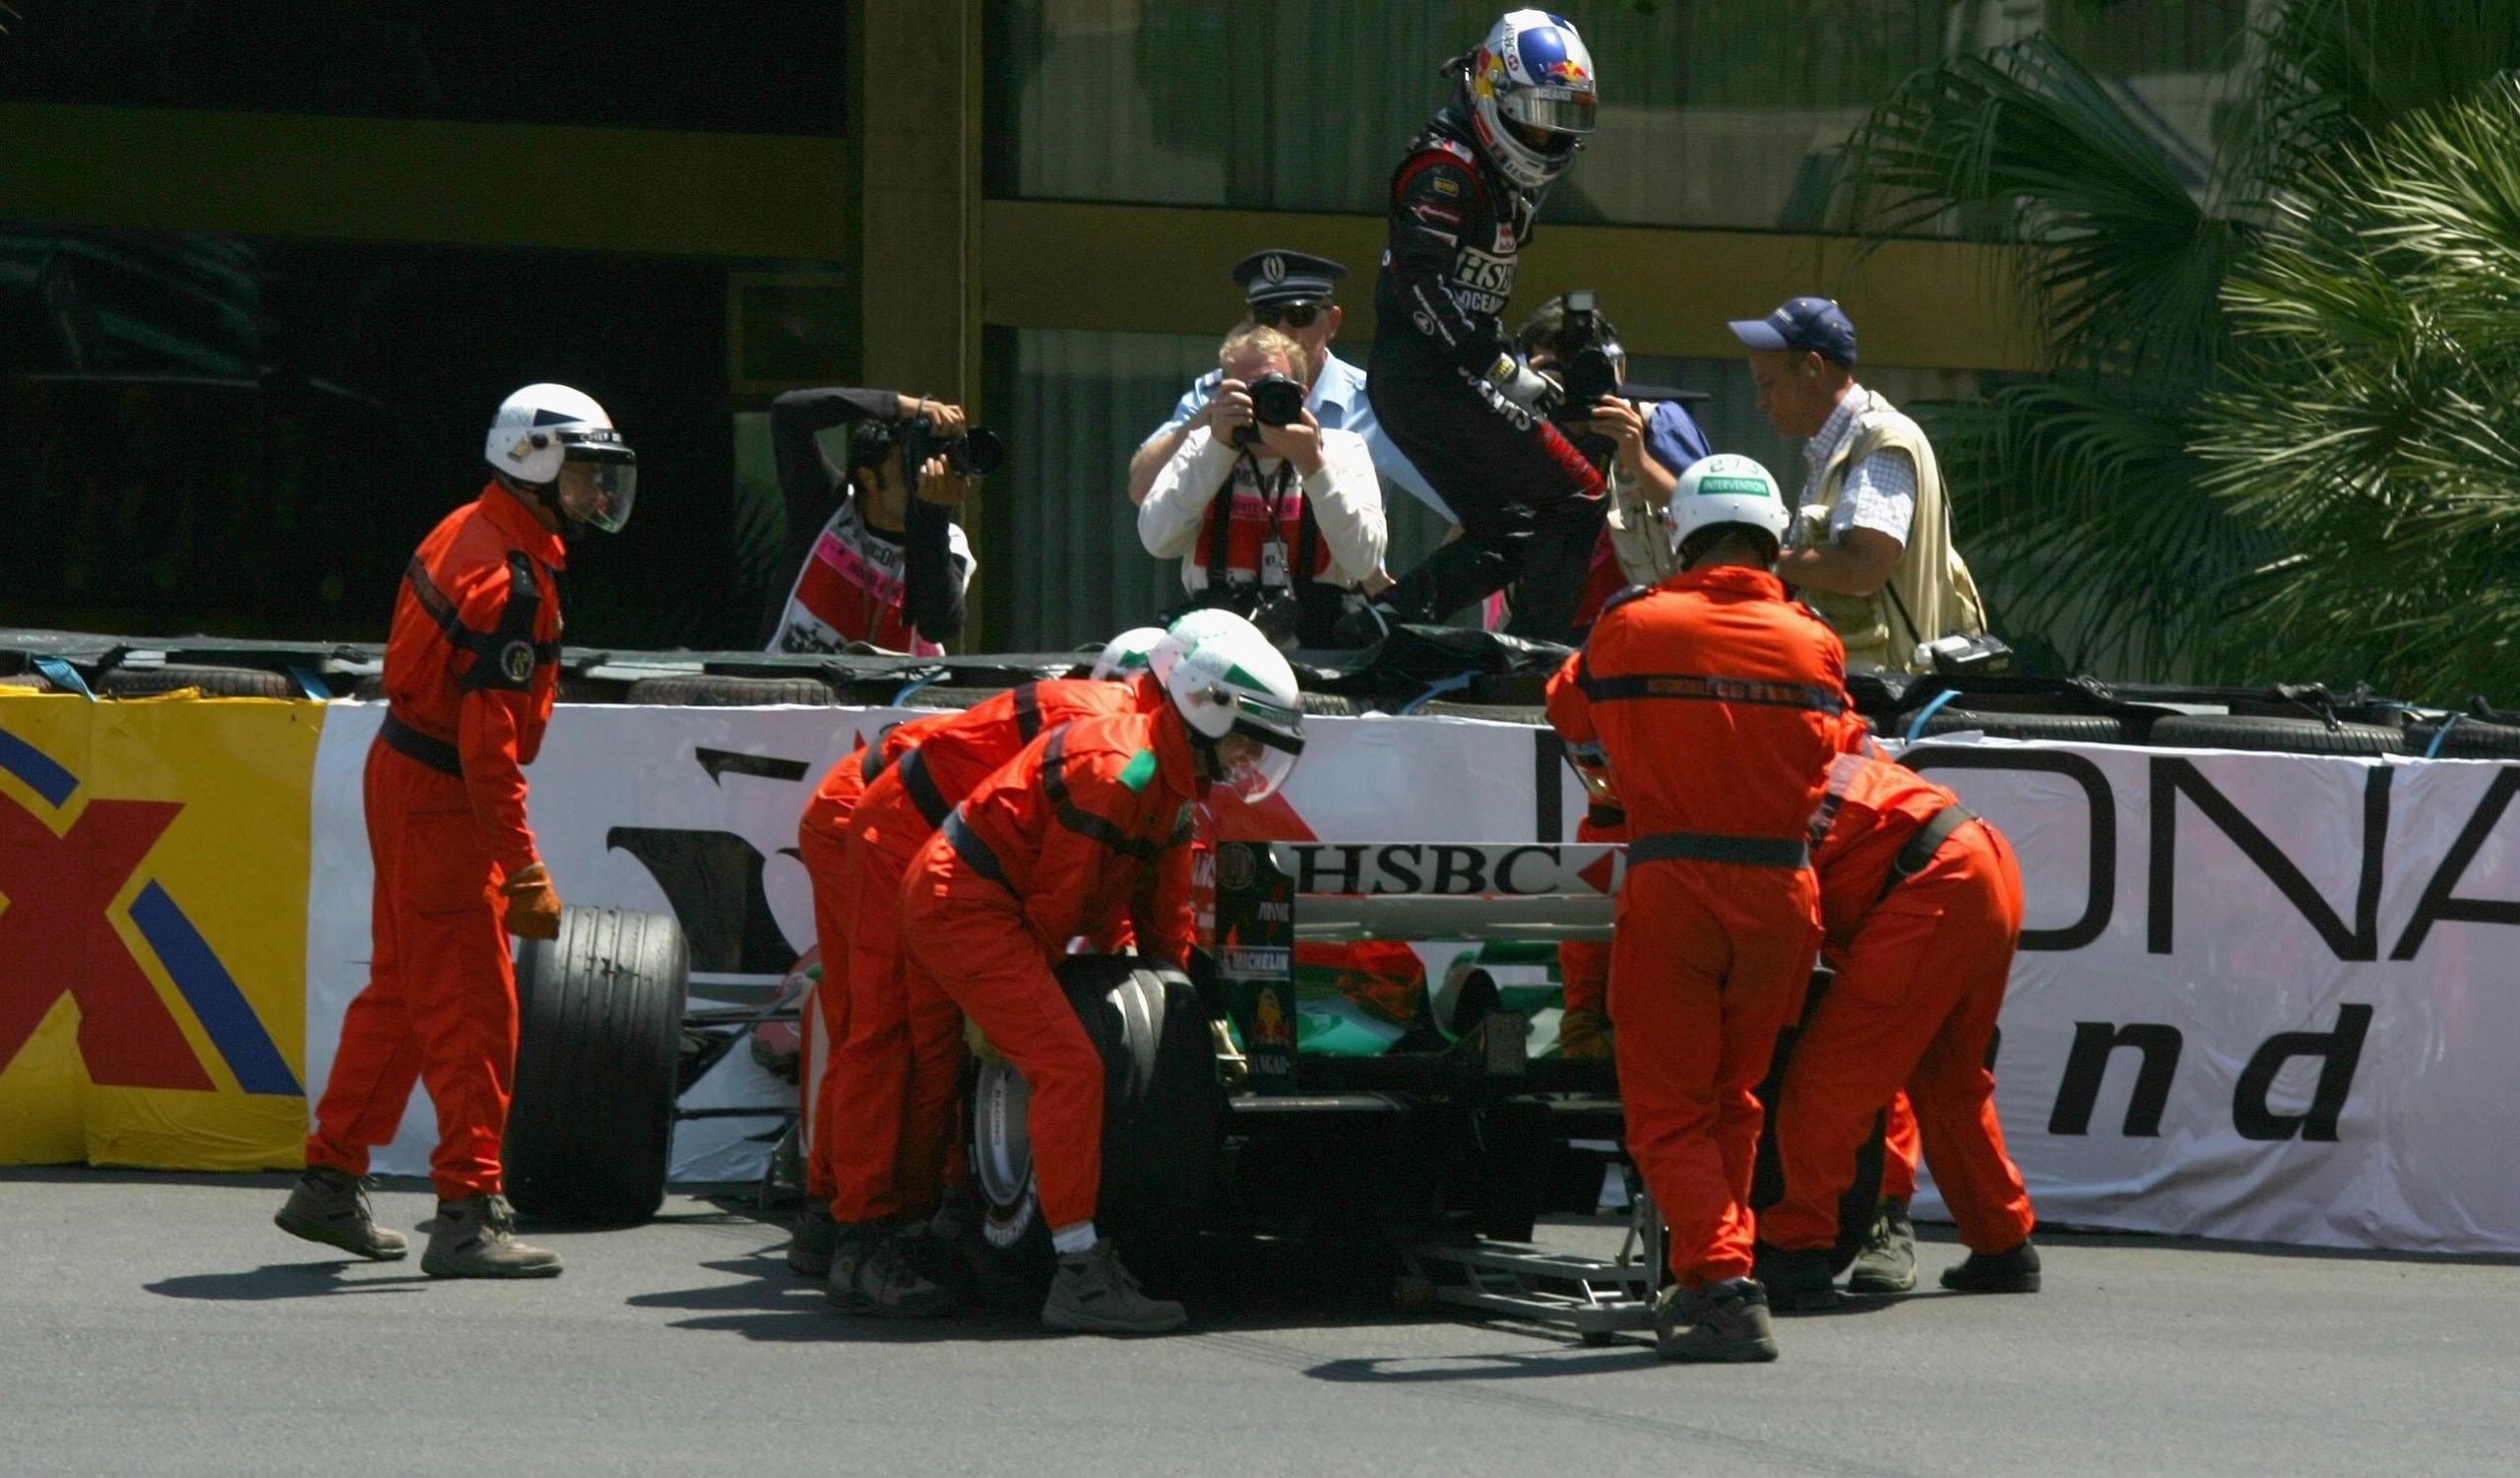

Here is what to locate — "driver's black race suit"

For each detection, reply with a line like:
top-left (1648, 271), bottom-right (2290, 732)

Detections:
top-left (1365, 107), bottom-right (1606, 643)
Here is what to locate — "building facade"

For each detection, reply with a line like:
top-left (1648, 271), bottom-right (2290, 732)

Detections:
top-left (0, 1), bottom-right (2247, 650)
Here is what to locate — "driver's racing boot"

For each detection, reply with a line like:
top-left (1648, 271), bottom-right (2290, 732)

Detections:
top-left (421, 1194), bottom-right (563, 1279)
top-left (1041, 1241), bottom-right (1186, 1334)
top-left (275, 1166), bottom-right (407, 1261)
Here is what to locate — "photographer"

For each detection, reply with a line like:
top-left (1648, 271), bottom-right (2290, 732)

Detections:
top-left (1126, 249), bottom-right (1444, 520)
top-left (1518, 292), bottom-right (1710, 601)
top-left (761, 386), bottom-right (987, 657)
top-left (1731, 297), bottom-right (1991, 675)
top-left (1138, 324), bottom-right (1387, 649)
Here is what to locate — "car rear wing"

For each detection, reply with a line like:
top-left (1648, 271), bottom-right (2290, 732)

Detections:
top-left (1258, 841), bottom-right (1621, 945)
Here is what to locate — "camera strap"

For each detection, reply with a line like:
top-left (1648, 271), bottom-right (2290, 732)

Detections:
top-left (1204, 453), bottom-right (1307, 590)
top-left (1883, 578), bottom-right (1923, 654)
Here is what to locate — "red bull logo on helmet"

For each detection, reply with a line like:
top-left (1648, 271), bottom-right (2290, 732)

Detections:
top-left (1507, 20), bottom-right (1593, 95)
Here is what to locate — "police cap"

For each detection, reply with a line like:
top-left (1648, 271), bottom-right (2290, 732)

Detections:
top-left (1232, 249), bottom-right (1348, 309)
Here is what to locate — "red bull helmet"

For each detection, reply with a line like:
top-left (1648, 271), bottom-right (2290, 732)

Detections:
top-left (1462, 10), bottom-right (1598, 192)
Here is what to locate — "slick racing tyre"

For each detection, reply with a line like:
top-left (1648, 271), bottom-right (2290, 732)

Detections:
top-left (966, 957), bottom-right (1225, 1300)
top-left (505, 907), bottom-right (691, 1225)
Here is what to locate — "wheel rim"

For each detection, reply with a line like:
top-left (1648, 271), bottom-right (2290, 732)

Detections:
top-left (971, 1061), bottom-right (1037, 1247)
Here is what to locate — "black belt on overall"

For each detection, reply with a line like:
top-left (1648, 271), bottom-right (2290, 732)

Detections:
top-left (379, 711), bottom-right (463, 779)
top-left (939, 807), bottom-right (1010, 889)
top-left (1880, 804), bottom-right (1976, 903)
top-left (1628, 830), bottom-right (1808, 868)
top-left (858, 743), bottom-right (890, 786)
top-left (895, 747), bottom-right (955, 829)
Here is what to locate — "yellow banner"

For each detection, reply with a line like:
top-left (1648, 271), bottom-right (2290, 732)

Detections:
top-left (0, 693), bottom-right (321, 1171)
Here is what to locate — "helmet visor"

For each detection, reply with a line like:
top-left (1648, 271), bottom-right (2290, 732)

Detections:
top-left (558, 442), bottom-right (637, 534)
top-left (1219, 736), bottom-right (1300, 803)
top-left (1223, 701), bottom-right (1304, 801)
top-left (1512, 92), bottom-right (1596, 138)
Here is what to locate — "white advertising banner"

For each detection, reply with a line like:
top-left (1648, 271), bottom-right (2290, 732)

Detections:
top-left (302, 706), bottom-right (1569, 1187)
top-left (305, 705), bottom-right (2520, 1253)
top-left (1902, 738), bottom-right (2520, 1254)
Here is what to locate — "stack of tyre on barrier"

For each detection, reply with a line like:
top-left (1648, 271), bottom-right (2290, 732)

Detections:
top-left (10, 627), bottom-right (2520, 1275)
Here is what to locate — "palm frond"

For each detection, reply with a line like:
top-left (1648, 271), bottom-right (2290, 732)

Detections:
top-left (2198, 75), bottom-right (2520, 701)
top-left (1835, 34), bottom-right (2226, 387)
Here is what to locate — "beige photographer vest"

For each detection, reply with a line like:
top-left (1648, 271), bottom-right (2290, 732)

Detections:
top-left (1795, 391), bottom-right (1986, 675)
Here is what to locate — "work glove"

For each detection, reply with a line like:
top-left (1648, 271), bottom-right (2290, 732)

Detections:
top-left (1558, 1007), bottom-right (1613, 1060)
top-left (500, 862), bottom-right (563, 941)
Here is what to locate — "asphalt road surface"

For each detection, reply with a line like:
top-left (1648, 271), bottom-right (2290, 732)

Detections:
top-left (2, 1170), bottom-right (2514, 1478)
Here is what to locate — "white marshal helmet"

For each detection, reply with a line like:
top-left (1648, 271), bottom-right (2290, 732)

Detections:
top-left (1668, 453), bottom-right (1792, 561)
top-left (1146, 608), bottom-right (1256, 686)
top-left (483, 382), bottom-right (639, 534)
top-left (1463, 10), bottom-right (1598, 192)
top-left (1090, 625), bottom-right (1168, 681)
top-left (1165, 624), bottom-right (1306, 802)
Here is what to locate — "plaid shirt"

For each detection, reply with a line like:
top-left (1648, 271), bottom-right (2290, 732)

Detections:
top-left (1796, 387), bottom-right (1917, 548)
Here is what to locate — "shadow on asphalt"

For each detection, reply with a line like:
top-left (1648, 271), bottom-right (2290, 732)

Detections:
top-left (147, 1262), bottom-right (433, 1301)
top-left (625, 1254), bottom-right (1057, 1344)
top-left (1306, 1349), bottom-right (1654, 1382)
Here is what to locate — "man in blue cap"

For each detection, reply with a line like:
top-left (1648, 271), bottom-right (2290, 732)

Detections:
top-left (1127, 248), bottom-right (1443, 524)
top-left (1732, 296), bottom-right (1986, 675)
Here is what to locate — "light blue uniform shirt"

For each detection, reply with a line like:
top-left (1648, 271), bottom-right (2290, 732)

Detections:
top-left (1157, 347), bottom-right (1452, 524)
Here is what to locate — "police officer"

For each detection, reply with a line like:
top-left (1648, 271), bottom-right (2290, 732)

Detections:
top-left (1127, 249), bottom-right (1443, 521)
top-left (1342, 10), bottom-right (1606, 647)
top-left (278, 384), bottom-right (637, 1279)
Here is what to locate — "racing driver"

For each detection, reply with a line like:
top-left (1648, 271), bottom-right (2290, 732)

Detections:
top-left (1342, 8), bottom-right (1606, 646)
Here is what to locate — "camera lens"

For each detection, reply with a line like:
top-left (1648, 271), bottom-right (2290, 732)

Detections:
top-left (956, 427), bottom-right (1006, 476)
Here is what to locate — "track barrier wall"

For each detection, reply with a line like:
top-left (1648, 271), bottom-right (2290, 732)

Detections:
top-left (4, 692), bottom-right (2517, 1254)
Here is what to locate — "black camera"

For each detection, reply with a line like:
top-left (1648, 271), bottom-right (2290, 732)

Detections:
top-left (1919, 633), bottom-right (2017, 676)
top-left (1546, 290), bottom-right (1621, 417)
top-left (1231, 372), bottom-right (1306, 449)
top-left (902, 413), bottom-right (1005, 479)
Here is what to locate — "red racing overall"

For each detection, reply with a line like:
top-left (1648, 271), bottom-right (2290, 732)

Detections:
top-left (1546, 566), bottom-right (1862, 1289)
top-left (1764, 754), bottom-right (2036, 1257)
top-left (828, 679), bottom-right (1161, 1226)
top-left (795, 743), bottom-right (868, 1208)
top-left (307, 482), bottom-right (565, 1200)
top-left (898, 712), bottom-right (1198, 1237)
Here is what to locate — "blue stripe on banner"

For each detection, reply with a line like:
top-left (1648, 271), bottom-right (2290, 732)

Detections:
top-left (0, 726), bottom-right (78, 808)
top-left (127, 881), bottom-right (302, 1098)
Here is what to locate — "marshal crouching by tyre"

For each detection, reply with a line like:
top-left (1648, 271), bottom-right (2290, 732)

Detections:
top-left (276, 383), bottom-right (638, 1280)
top-left (897, 626), bottom-right (1308, 1334)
